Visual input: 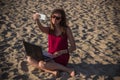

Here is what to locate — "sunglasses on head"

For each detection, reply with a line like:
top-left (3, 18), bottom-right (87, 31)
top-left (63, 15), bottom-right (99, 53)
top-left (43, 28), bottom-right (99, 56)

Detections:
top-left (52, 15), bottom-right (61, 20)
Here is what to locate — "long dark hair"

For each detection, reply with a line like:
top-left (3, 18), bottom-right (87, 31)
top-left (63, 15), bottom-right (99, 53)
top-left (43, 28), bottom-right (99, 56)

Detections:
top-left (50, 9), bottom-right (68, 34)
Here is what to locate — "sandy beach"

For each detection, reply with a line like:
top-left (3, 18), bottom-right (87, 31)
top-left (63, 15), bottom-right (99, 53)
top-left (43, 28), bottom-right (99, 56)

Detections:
top-left (0, 0), bottom-right (120, 80)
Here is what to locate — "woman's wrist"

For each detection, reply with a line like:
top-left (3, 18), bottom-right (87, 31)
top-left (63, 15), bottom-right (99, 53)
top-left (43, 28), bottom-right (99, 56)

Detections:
top-left (54, 49), bottom-right (68, 56)
top-left (36, 19), bottom-right (40, 23)
top-left (59, 49), bottom-right (68, 54)
top-left (36, 19), bottom-right (42, 26)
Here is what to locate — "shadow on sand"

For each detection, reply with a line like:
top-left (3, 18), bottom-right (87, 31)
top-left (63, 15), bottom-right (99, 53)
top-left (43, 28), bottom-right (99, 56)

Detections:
top-left (66, 62), bottom-right (120, 80)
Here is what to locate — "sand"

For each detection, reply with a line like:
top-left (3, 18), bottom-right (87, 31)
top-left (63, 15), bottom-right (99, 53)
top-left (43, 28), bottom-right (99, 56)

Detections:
top-left (0, 0), bottom-right (120, 80)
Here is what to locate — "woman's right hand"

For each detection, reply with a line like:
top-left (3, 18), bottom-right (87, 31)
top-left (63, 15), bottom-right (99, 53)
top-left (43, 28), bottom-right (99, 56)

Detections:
top-left (33, 13), bottom-right (40, 21)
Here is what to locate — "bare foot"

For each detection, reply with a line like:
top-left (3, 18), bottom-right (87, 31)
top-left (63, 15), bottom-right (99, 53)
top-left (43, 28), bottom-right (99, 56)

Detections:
top-left (52, 71), bottom-right (60, 77)
top-left (70, 70), bottom-right (75, 77)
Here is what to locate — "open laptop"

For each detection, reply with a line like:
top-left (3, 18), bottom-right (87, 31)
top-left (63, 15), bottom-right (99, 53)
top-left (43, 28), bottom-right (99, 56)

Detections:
top-left (23, 41), bottom-right (52, 62)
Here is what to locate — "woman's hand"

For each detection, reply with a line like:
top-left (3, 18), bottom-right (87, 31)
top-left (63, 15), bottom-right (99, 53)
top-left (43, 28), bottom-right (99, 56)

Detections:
top-left (52, 49), bottom-right (68, 58)
top-left (52, 52), bottom-right (60, 58)
top-left (33, 13), bottom-right (40, 21)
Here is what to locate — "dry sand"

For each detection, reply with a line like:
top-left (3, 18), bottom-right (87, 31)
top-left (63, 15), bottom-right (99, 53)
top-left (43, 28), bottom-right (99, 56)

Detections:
top-left (0, 0), bottom-right (120, 80)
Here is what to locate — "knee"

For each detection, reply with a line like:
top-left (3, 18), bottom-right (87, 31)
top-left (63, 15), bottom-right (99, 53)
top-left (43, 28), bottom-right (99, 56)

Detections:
top-left (38, 61), bottom-right (46, 69)
top-left (26, 56), bottom-right (39, 68)
top-left (26, 56), bottom-right (32, 63)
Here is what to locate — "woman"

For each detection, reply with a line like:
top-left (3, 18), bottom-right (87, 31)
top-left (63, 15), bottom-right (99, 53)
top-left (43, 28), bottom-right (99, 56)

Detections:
top-left (27, 9), bottom-right (76, 77)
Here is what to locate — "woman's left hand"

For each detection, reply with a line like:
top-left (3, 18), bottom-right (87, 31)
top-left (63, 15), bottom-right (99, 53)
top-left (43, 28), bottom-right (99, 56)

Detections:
top-left (52, 49), bottom-right (68, 58)
top-left (52, 52), bottom-right (60, 58)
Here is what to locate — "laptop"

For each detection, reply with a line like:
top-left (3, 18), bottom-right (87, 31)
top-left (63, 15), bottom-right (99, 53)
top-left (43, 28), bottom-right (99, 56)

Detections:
top-left (23, 41), bottom-right (52, 62)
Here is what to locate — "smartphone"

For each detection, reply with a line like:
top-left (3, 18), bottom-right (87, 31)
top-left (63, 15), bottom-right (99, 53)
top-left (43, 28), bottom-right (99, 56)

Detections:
top-left (39, 13), bottom-right (46, 20)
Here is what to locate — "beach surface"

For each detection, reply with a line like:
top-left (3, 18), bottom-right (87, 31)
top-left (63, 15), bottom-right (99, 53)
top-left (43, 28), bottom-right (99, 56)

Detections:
top-left (0, 0), bottom-right (120, 80)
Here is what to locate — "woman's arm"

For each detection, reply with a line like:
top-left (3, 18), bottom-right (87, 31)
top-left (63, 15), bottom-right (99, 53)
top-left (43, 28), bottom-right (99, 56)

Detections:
top-left (33, 13), bottom-right (49, 34)
top-left (66, 27), bottom-right (76, 53)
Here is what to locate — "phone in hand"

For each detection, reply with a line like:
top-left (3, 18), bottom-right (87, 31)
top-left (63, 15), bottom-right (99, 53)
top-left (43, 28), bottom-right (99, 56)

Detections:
top-left (39, 13), bottom-right (46, 20)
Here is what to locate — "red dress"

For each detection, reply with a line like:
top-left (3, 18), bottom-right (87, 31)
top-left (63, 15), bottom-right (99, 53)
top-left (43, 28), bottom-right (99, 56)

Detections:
top-left (48, 32), bottom-right (69, 66)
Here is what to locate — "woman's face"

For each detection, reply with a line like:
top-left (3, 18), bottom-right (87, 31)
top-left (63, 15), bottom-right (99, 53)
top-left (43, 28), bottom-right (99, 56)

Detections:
top-left (51, 13), bottom-right (62, 25)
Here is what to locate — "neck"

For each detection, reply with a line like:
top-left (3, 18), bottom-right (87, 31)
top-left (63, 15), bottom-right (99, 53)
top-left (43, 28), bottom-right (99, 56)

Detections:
top-left (54, 24), bottom-right (60, 28)
top-left (54, 26), bottom-right (61, 32)
top-left (54, 24), bottom-right (60, 27)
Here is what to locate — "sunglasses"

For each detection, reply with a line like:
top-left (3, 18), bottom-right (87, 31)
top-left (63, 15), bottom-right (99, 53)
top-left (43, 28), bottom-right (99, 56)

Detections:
top-left (52, 15), bottom-right (61, 20)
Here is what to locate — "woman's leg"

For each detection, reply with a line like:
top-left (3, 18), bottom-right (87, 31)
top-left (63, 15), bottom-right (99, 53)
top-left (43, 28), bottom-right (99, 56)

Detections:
top-left (26, 56), bottom-right (75, 76)
top-left (26, 56), bottom-right (59, 76)
top-left (26, 56), bottom-right (39, 68)
top-left (39, 60), bottom-right (75, 77)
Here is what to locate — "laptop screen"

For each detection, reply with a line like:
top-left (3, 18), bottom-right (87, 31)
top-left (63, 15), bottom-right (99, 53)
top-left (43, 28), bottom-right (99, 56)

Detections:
top-left (23, 41), bottom-right (44, 61)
